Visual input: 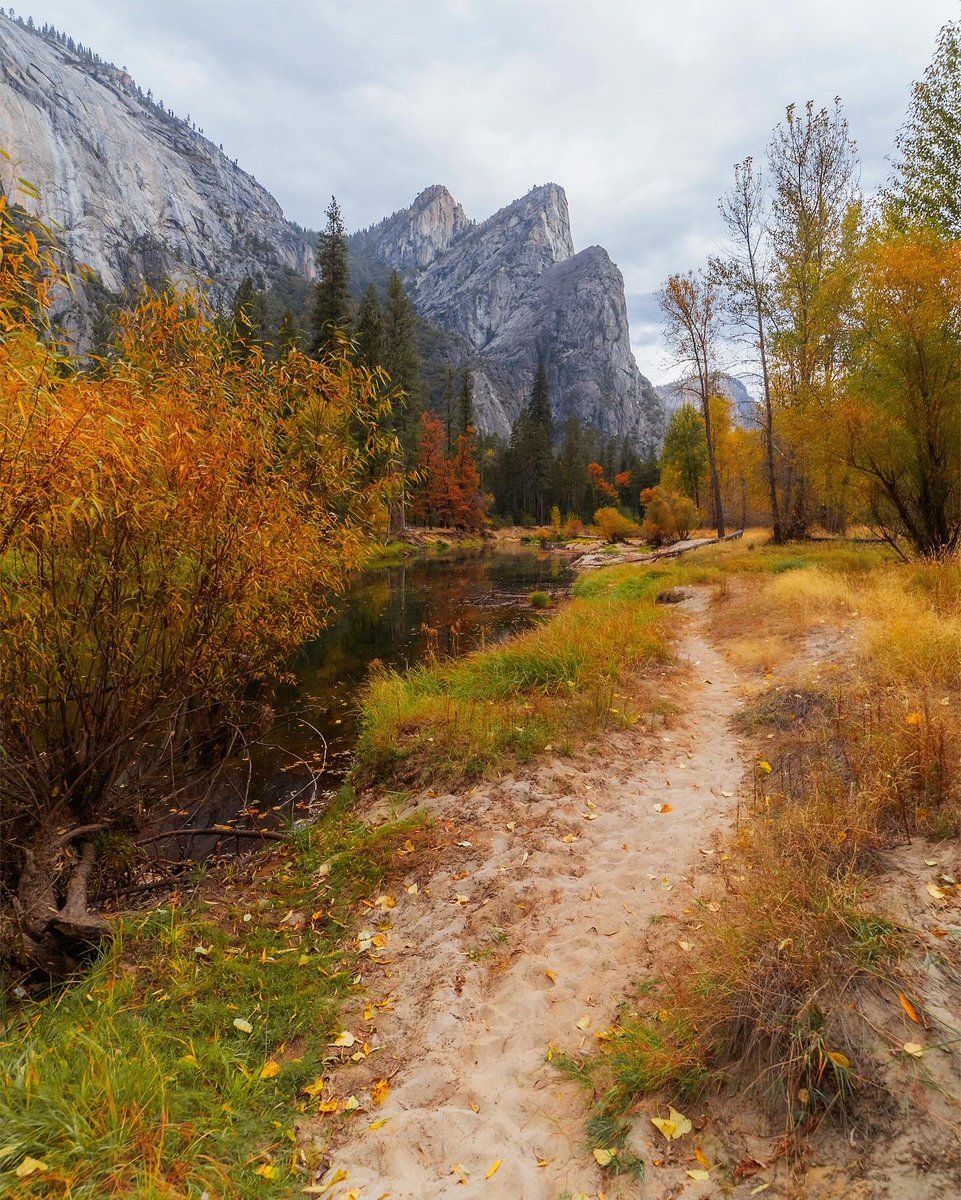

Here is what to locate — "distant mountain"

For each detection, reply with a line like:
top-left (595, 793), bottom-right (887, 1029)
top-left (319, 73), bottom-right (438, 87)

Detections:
top-left (656, 373), bottom-right (759, 427)
top-left (352, 184), bottom-right (665, 451)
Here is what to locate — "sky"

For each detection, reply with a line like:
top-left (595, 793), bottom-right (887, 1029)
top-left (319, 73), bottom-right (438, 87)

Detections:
top-left (16, 0), bottom-right (953, 379)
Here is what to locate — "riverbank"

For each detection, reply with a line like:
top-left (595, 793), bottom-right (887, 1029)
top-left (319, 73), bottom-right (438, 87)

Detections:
top-left (3, 538), bottom-right (958, 1198)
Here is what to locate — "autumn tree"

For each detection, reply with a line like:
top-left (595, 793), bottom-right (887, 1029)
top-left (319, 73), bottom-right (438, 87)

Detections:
top-left (844, 230), bottom-right (961, 558)
top-left (657, 271), bottom-right (726, 536)
top-left (0, 201), bottom-right (394, 973)
top-left (767, 99), bottom-right (861, 535)
top-left (311, 195), bottom-right (352, 355)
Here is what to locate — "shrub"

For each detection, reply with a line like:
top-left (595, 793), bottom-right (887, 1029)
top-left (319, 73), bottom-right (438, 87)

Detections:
top-left (594, 507), bottom-right (641, 543)
top-left (529, 590), bottom-right (552, 609)
top-left (563, 516), bottom-right (586, 538)
top-left (639, 487), bottom-right (698, 547)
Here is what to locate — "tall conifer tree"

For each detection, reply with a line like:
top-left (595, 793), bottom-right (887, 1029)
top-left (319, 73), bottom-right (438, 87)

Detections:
top-left (311, 196), bottom-right (351, 356)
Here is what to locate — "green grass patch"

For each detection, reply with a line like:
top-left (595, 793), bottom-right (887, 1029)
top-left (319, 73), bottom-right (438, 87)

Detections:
top-left (353, 562), bottom-right (681, 789)
top-left (0, 791), bottom-right (424, 1198)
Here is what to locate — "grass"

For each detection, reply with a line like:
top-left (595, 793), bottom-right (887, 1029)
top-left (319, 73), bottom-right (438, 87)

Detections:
top-left (0, 790), bottom-right (428, 1198)
top-left (560, 542), bottom-right (960, 1151)
top-left (352, 562), bottom-right (682, 789)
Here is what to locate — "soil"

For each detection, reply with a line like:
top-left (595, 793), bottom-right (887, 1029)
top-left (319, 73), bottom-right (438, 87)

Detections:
top-left (302, 590), bottom-right (961, 1200)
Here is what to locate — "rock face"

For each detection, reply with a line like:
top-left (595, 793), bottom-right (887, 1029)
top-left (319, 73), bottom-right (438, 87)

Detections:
top-left (352, 184), bottom-right (664, 451)
top-left (0, 15), bottom-right (313, 316)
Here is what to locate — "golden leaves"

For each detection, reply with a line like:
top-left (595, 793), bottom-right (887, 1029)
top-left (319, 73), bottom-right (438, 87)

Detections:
top-left (486, 1160), bottom-right (502, 1179)
top-left (260, 1059), bottom-right (281, 1080)
top-left (651, 1106), bottom-right (692, 1141)
top-left (370, 1079), bottom-right (390, 1106)
top-left (898, 992), bottom-right (921, 1023)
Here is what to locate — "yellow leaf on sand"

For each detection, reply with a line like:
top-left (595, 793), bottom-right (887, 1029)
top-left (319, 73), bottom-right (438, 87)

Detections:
top-left (827, 1050), bottom-right (851, 1069)
top-left (343, 1096), bottom-right (360, 1112)
top-left (651, 1106), bottom-right (693, 1141)
top-left (233, 1018), bottom-right (253, 1034)
top-left (486, 1159), bottom-right (502, 1179)
top-left (406, 883), bottom-right (418, 894)
top-left (687, 1169), bottom-right (711, 1180)
top-left (576, 1015), bottom-right (592, 1031)
top-left (899, 992), bottom-right (921, 1023)
top-left (374, 894), bottom-right (396, 910)
top-left (903, 1042), bottom-right (925, 1057)
top-left (370, 1079), bottom-right (390, 1106)
top-left (451, 1163), bottom-right (469, 1183)
top-left (593, 1148), bottom-right (617, 1166)
top-left (926, 881), bottom-right (947, 901)
top-left (317, 1099), bottom-right (339, 1114)
top-left (332, 1030), bottom-right (356, 1047)
top-left (695, 1147), bottom-right (711, 1169)
top-left (562, 833), bottom-right (578, 844)
top-left (303, 1077), bottom-right (325, 1097)
top-left (260, 1059), bottom-right (281, 1080)
top-left (545, 969), bottom-right (558, 983)
top-left (15, 1158), bottom-right (49, 1178)
top-left (678, 940), bottom-right (694, 952)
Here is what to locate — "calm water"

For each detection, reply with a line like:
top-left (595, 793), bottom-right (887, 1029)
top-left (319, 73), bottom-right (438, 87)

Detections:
top-left (253, 547), bottom-right (575, 815)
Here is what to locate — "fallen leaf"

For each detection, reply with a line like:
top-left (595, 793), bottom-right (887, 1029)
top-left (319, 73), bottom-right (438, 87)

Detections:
top-left (593, 1148), bottom-right (617, 1166)
top-left (827, 1050), bottom-right (851, 1069)
top-left (561, 833), bottom-right (578, 844)
top-left (260, 1059), bottom-right (281, 1080)
top-left (343, 1096), bottom-right (360, 1113)
top-left (455, 895), bottom-right (470, 905)
top-left (368, 1118), bottom-right (391, 1131)
top-left (751, 1185), bottom-right (771, 1196)
top-left (899, 992), bottom-right (920, 1023)
top-left (678, 940), bottom-right (694, 952)
top-left (699, 847), bottom-right (714, 856)
top-left (370, 1079), bottom-right (390, 1106)
top-left (545, 969), bottom-right (558, 983)
top-left (486, 1159), bottom-right (502, 1179)
top-left (653, 802), bottom-right (672, 813)
top-left (373, 894), bottom-right (396, 910)
top-left (687, 1169), bottom-right (710, 1180)
top-left (651, 1105), bottom-right (692, 1141)
top-left (255, 1163), bottom-right (278, 1180)
top-left (720, 789), bottom-right (734, 798)
top-left (233, 1018), bottom-right (253, 1034)
top-left (757, 760), bottom-right (773, 774)
top-left (302, 1077), bottom-right (325, 1097)
top-left (15, 1158), bottom-right (48, 1178)
top-left (406, 882), bottom-right (418, 894)
top-left (926, 882), bottom-right (947, 901)
top-left (905, 712), bottom-right (923, 726)
top-left (903, 1042), bottom-right (925, 1057)
top-left (695, 1147), bottom-right (711, 1169)
top-left (317, 1099), bottom-right (339, 1114)
top-left (924, 858), bottom-right (939, 867)
top-left (332, 1030), bottom-right (356, 1047)
top-left (576, 1015), bottom-right (592, 1030)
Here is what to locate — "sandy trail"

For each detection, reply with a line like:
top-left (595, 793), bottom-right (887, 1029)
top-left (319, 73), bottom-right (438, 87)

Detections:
top-left (311, 592), bottom-right (748, 1198)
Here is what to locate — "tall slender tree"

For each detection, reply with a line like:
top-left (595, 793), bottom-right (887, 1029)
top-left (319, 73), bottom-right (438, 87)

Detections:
top-left (657, 271), bottom-right (726, 536)
top-left (458, 367), bottom-right (475, 437)
top-left (715, 157), bottom-right (783, 540)
top-left (355, 282), bottom-right (385, 370)
top-left (311, 196), bottom-right (351, 356)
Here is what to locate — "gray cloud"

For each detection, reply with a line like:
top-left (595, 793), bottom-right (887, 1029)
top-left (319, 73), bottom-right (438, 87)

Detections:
top-left (21, 0), bottom-right (950, 378)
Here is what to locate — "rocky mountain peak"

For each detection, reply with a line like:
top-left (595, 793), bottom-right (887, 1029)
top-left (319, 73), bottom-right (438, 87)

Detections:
top-left (350, 184), bottom-right (469, 271)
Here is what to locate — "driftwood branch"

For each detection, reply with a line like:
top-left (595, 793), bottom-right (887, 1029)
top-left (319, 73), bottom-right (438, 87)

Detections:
top-left (135, 824), bottom-right (287, 847)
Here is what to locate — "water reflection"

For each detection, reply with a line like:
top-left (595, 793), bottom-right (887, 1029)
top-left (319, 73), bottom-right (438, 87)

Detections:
top-left (255, 547), bottom-right (574, 810)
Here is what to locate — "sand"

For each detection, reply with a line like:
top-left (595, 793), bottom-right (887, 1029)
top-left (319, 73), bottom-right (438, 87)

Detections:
top-left (305, 592), bottom-right (748, 1198)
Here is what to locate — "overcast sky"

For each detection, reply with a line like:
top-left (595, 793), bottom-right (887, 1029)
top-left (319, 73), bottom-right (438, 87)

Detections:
top-left (18, 0), bottom-right (953, 378)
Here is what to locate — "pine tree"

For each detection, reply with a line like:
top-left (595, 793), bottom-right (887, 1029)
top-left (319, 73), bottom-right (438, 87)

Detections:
top-left (458, 367), bottom-right (475, 438)
top-left (382, 270), bottom-right (424, 465)
top-left (355, 283), bottom-right (384, 369)
top-left (525, 360), bottom-right (554, 523)
top-left (311, 196), bottom-right (351, 356)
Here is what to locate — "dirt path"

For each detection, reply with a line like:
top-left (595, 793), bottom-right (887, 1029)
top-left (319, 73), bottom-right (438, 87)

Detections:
top-left (309, 592), bottom-right (749, 1198)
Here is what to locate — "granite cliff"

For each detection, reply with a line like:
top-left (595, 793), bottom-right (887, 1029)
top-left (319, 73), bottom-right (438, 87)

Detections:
top-left (0, 13), bottom-right (314, 329)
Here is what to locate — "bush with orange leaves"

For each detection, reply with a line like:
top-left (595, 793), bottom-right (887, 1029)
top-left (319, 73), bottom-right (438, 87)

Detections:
top-left (0, 195), bottom-right (397, 972)
top-left (639, 486), bottom-right (698, 547)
